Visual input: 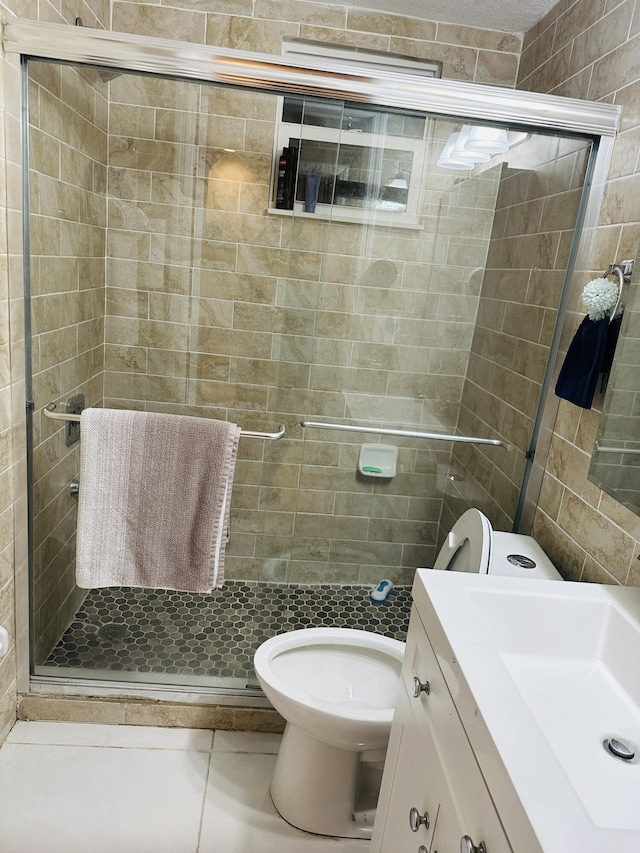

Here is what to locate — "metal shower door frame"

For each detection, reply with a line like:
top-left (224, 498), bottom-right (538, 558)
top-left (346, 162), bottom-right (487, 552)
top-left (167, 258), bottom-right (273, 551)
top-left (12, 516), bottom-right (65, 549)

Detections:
top-left (3, 18), bottom-right (620, 135)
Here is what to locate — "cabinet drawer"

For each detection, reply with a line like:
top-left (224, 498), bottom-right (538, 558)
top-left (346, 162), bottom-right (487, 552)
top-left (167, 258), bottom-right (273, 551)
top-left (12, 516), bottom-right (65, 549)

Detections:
top-left (403, 609), bottom-right (512, 853)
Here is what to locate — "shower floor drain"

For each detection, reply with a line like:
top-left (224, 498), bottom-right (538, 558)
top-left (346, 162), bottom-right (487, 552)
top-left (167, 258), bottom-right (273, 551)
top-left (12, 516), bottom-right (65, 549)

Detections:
top-left (98, 623), bottom-right (128, 643)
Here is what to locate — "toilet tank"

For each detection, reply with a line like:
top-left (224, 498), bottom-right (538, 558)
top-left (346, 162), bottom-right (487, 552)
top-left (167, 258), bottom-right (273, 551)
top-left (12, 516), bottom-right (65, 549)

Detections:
top-left (489, 532), bottom-right (562, 580)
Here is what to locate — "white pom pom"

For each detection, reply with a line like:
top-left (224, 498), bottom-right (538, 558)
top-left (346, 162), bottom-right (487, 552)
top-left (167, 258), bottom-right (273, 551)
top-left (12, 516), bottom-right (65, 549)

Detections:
top-left (582, 277), bottom-right (619, 320)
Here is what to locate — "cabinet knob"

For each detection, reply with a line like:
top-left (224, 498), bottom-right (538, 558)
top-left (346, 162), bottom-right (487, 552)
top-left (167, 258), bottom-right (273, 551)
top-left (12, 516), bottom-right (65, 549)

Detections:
top-left (460, 835), bottom-right (487, 853)
top-left (409, 806), bottom-right (430, 832)
top-left (412, 676), bottom-right (430, 698)
top-left (418, 847), bottom-right (429, 853)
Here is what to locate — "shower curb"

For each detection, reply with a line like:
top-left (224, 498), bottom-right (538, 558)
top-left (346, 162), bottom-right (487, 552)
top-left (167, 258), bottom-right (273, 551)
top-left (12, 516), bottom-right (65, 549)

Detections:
top-left (17, 693), bottom-right (286, 733)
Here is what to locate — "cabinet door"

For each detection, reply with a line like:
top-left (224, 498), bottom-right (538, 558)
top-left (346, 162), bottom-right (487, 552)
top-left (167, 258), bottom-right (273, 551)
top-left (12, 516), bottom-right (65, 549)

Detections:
top-left (371, 687), bottom-right (441, 853)
top-left (403, 611), bottom-right (513, 853)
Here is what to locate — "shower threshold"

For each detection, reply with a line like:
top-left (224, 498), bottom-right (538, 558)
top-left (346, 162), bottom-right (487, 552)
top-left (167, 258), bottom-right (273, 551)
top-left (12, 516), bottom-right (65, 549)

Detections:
top-left (40, 582), bottom-right (412, 691)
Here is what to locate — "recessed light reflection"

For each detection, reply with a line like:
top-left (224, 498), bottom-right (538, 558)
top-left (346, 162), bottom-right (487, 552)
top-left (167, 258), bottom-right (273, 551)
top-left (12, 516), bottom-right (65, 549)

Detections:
top-left (437, 124), bottom-right (520, 170)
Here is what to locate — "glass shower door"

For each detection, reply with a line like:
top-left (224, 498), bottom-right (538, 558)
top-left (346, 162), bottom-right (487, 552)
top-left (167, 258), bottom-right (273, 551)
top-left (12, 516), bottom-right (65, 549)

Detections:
top-left (24, 55), bottom-right (593, 691)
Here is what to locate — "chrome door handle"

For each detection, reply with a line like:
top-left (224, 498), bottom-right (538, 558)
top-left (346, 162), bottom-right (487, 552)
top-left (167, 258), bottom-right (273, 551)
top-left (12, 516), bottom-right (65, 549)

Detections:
top-left (409, 806), bottom-right (430, 832)
top-left (412, 676), bottom-right (430, 698)
top-left (460, 835), bottom-right (487, 853)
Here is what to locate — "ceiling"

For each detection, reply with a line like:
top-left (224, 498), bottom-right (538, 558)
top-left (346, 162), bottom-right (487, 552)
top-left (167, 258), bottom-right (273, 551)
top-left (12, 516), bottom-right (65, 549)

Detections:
top-left (338, 0), bottom-right (560, 34)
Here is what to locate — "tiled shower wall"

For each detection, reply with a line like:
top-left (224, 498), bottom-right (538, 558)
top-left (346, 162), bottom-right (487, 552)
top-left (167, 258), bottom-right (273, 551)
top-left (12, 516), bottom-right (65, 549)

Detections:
top-left (20, 2), bottom-right (608, 670)
top-left (28, 4), bottom-right (574, 664)
top-left (13, 3), bottom-right (528, 667)
top-left (0, 0), bottom-right (109, 736)
top-left (28, 59), bottom-right (108, 662)
top-left (111, 1), bottom-right (522, 86)
top-left (443, 135), bottom-right (590, 535)
top-left (101, 74), bottom-right (502, 587)
top-left (95, 2), bottom-right (524, 593)
top-left (519, 0), bottom-right (640, 586)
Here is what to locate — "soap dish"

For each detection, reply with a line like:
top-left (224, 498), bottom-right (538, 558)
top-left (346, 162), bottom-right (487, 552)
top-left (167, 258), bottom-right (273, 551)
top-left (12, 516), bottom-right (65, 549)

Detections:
top-left (358, 444), bottom-right (398, 478)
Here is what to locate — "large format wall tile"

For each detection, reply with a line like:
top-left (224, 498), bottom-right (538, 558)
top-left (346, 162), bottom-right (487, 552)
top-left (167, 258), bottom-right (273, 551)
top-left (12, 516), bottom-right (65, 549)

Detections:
top-left (520, 0), bottom-right (640, 587)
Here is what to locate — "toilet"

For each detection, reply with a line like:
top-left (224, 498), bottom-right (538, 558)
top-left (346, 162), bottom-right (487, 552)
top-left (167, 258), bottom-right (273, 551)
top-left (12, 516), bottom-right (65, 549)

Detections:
top-left (254, 627), bottom-right (405, 839)
top-left (254, 508), bottom-right (561, 840)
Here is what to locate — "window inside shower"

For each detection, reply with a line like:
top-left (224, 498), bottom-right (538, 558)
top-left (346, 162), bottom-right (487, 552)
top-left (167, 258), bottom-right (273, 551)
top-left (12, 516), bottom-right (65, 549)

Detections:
top-left (24, 56), bottom-right (594, 692)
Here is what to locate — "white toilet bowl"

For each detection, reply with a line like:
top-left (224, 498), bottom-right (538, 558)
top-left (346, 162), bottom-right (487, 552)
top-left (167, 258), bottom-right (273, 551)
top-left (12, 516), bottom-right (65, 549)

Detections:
top-left (254, 627), bottom-right (405, 839)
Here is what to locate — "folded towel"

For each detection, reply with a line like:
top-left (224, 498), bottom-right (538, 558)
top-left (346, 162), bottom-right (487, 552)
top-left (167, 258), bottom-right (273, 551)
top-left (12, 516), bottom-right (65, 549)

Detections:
top-left (555, 314), bottom-right (622, 409)
top-left (76, 409), bottom-right (241, 592)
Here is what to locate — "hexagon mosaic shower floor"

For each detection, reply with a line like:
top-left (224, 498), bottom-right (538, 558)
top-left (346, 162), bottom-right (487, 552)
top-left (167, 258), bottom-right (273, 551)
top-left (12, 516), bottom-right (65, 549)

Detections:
top-left (45, 582), bottom-right (411, 682)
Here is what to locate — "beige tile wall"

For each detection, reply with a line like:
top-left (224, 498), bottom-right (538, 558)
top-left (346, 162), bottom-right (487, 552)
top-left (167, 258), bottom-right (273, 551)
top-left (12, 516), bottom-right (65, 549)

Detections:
top-left (0, 1), bottom-right (523, 726)
top-left (111, 0), bottom-right (522, 85)
top-left (519, 0), bottom-right (640, 586)
top-left (443, 134), bottom-right (592, 536)
top-left (99, 2), bottom-right (522, 589)
top-left (28, 60), bottom-right (108, 663)
top-left (102, 73), bottom-right (502, 585)
top-left (0, 0), bottom-right (109, 741)
top-left (1, 3), bottom-right (524, 678)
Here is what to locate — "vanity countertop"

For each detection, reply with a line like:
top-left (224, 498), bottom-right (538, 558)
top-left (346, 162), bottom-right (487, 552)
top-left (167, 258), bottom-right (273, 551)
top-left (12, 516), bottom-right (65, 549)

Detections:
top-left (413, 569), bottom-right (640, 853)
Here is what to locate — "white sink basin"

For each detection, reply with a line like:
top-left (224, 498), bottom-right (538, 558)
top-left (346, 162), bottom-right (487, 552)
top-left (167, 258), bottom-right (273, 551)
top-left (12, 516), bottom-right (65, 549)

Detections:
top-left (471, 586), bottom-right (640, 829)
top-left (413, 571), bottom-right (640, 852)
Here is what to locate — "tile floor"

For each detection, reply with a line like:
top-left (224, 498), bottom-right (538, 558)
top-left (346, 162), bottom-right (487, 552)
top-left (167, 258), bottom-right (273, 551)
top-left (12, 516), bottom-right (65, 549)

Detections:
top-left (0, 721), bottom-right (370, 853)
top-left (44, 583), bottom-right (411, 683)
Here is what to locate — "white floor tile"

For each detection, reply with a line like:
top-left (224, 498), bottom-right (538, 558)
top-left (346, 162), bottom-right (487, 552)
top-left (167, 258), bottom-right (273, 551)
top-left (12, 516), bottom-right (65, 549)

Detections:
top-left (7, 720), bottom-right (213, 751)
top-left (212, 730), bottom-right (281, 754)
top-left (0, 742), bottom-right (209, 853)
top-left (198, 752), bottom-right (369, 852)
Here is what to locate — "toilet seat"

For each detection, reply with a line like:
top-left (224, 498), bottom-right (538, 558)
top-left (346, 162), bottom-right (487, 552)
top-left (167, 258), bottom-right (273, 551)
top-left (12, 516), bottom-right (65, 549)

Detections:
top-left (433, 508), bottom-right (491, 573)
top-left (254, 628), bottom-right (403, 730)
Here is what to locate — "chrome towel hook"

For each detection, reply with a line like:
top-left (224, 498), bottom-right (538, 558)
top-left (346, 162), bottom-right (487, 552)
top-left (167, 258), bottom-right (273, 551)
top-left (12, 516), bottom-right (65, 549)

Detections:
top-left (604, 258), bottom-right (634, 323)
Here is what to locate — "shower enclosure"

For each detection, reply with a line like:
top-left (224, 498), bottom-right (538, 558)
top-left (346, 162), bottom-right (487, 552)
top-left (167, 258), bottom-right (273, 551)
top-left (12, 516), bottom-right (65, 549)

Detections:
top-left (6, 19), bottom-right (618, 698)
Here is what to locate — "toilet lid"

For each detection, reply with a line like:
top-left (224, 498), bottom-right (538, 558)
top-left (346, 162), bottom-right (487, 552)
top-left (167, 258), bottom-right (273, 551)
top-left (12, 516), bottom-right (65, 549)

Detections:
top-left (433, 508), bottom-right (491, 573)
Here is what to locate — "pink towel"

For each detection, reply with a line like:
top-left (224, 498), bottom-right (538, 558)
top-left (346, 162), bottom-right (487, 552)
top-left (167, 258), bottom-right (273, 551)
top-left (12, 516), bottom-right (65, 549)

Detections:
top-left (76, 409), bottom-right (241, 592)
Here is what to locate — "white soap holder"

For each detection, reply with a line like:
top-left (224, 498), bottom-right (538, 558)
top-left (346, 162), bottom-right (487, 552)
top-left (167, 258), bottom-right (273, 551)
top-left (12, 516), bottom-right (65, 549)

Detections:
top-left (358, 444), bottom-right (398, 478)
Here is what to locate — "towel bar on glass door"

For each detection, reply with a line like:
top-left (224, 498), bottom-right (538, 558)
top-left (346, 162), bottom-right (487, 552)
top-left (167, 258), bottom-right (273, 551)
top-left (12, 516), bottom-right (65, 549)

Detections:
top-left (42, 403), bottom-right (286, 440)
top-left (299, 420), bottom-right (511, 449)
top-left (595, 443), bottom-right (640, 455)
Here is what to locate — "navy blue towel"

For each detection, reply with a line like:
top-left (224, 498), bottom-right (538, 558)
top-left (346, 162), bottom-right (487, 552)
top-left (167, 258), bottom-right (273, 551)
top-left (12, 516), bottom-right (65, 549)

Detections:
top-left (555, 315), bottom-right (622, 409)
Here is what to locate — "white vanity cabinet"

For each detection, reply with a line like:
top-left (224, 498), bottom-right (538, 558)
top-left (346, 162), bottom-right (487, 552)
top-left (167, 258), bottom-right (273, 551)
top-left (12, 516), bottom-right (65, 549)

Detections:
top-left (374, 569), bottom-right (640, 853)
top-left (371, 606), bottom-right (512, 853)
